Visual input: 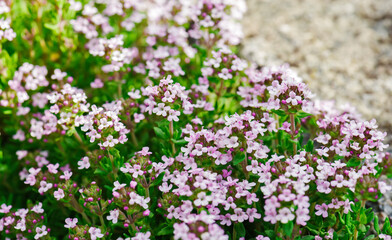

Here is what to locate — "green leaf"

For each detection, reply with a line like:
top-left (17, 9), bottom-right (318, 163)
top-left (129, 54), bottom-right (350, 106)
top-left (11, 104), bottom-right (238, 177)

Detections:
top-left (374, 215), bottom-right (380, 234)
top-left (171, 139), bottom-right (187, 145)
top-left (283, 221), bottom-right (294, 237)
top-left (43, 23), bottom-right (59, 34)
top-left (265, 230), bottom-right (275, 238)
top-left (346, 158), bottom-right (361, 167)
top-left (272, 109), bottom-right (286, 117)
top-left (337, 212), bottom-right (345, 224)
top-left (234, 223), bottom-right (246, 237)
top-left (233, 152), bottom-right (246, 165)
top-left (157, 226), bottom-right (174, 236)
top-left (364, 235), bottom-right (375, 240)
top-left (301, 236), bottom-right (315, 240)
top-left (359, 212), bottom-right (367, 224)
top-left (382, 217), bottom-right (391, 233)
top-left (297, 111), bottom-right (312, 119)
top-left (109, 148), bottom-right (120, 159)
top-left (153, 127), bottom-right (167, 139)
top-left (358, 224), bottom-right (366, 232)
top-left (94, 169), bottom-right (106, 175)
top-left (150, 172), bottom-right (165, 187)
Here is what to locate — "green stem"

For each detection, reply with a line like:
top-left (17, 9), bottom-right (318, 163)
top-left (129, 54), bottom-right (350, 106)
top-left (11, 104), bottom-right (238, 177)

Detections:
top-left (353, 200), bottom-right (366, 240)
top-left (73, 131), bottom-right (88, 152)
top-left (169, 121), bottom-right (176, 155)
top-left (131, 131), bottom-right (138, 147)
top-left (290, 113), bottom-right (297, 154)
top-left (99, 215), bottom-right (105, 227)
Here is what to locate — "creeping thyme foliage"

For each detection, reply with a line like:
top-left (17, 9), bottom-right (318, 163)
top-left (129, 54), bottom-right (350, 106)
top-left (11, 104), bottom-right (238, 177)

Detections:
top-left (0, 0), bottom-right (392, 240)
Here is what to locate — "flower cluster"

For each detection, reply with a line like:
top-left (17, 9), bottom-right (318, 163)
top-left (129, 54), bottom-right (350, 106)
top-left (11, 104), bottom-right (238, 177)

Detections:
top-left (1, 0), bottom-right (392, 240)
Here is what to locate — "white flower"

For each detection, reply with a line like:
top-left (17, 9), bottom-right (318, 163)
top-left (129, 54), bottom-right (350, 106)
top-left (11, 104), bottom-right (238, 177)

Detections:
top-left (54, 189), bottom-right (65, 200)
top-left (64, 218), bottom-right (78, 229)
top-left (34, 225), bottom-right (48, 239)
top-left (89, 227), bottom-right (104, 240)
top-left (106, 209), bottom-right (119, 224)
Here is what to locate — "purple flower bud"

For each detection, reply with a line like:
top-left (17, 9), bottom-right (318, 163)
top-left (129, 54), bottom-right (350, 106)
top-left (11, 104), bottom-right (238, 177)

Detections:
top-left (143, 209), bottom-right (150, 216)
top-left (198, 226), bottom-right (205, 232)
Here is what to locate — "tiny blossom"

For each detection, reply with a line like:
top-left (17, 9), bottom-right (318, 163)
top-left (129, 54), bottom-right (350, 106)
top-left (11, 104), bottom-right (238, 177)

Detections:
top-left (54, 188), bottom-right (65, 200)
top-left (34, 225), bottom-right (48, 239)
top-left (0, 204), bottom-right (12, 214)
top-left (64, 218), bottom-right (78, 229)
top-left (78, 156), bottom-right (90, 169)
top-left (315, 203), bottom-right (329, 218)
top-left (107, 209), bottom-right (119, 224)
top-left (276, 207), bottom-right (295, 224)
top-left (89, 227), bottom-right (104, 240)
top-left (60, 171), bottom-right (72, 180)
top-left (132, 232), bottom-right (151, 240)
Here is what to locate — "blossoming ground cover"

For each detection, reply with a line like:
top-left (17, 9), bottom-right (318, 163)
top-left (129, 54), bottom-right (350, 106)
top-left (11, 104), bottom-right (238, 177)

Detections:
top-left (0, 0), bottom-right (392, 239)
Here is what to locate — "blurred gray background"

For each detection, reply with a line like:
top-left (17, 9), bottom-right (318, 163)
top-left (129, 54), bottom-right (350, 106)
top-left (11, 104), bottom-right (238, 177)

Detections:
top-left (241, 0), bottom-right (392, 133)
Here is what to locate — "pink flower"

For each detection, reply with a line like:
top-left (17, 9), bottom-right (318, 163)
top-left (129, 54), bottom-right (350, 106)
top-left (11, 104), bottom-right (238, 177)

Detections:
top-left (286, 91), bottom-right (301, 105)
top-left (59, 171), bottom-right (72, 181)
top-left (340, 199), bottom-right (353, 214)
top-left (296, 208), bottom-right (310, 226)
top-left (264, 209), bottom-right (278, 224)
top-left (91, 78), bottom-right (104, 88)
top-left (278, 189), bottom-right (296, 202)
top-left (132, 231), bottom-right (152, 240)
top-left (256, 236), bottom-right (270, 240)
top-left (153, 103), bottom-right (171, 117)
top-left (64, 218), bottom-right (78, 228)
top-left (315, 203), bottom-right (329, 218)
top-left (107, 209), bottom-right (119, 224)
top-left (47, 163), bottom-right (59, 174)
top-left (51, 69), bottom-right (66, 80)
top-left (0, 204), bottom-right (11, 214)
top-left (379, 234), bottom-right (392, 240)
top-left (230, 208), bottom-right (248, 222)
top-left (194, 192), bottom-right (211, 206)
top-left (276, 207), bottom-right (295, 223)
top-left (31, 202), bottom-right (44, 214)
top-left (246, 208), bottom-right (261, 222)
top-left (167, 109), bottom-right (180, 122)
top-left (89, 227), bottom-right (104, 240)
top-left (218, 68), bottom-right (232, 80)
top-left (34, 225), bottom-right (48, 239)
top-left (331, 174), bottom-right (345, 188)
top-left (317, 180), bottom-right (331, 194)
top-left (54, 189), bottom-right (65, 200)
top-left (78, 156), bottom-right (90, 170)
top-left (38, 180), bottom-right (53, 194)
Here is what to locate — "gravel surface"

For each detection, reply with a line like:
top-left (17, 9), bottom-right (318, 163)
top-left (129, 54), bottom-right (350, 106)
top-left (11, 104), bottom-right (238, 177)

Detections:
top-left (240, 0), bottom-right (392, 220)
top-left (241, 0), bottom-right (392, 130)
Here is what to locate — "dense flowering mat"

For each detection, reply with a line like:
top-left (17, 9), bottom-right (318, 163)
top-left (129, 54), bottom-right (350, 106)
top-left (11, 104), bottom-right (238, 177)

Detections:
top-left (0, 0), bottom-right (392, 239)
